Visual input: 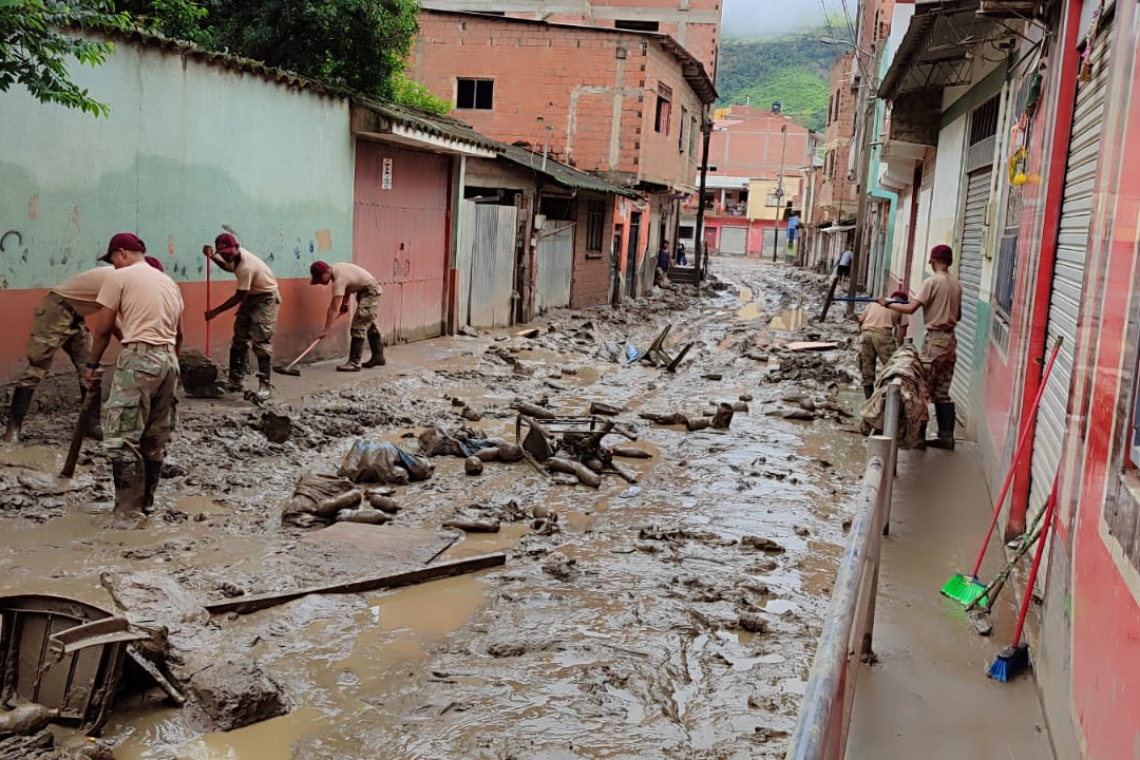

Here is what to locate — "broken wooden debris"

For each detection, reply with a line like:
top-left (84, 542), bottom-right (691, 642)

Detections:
top-left (546, 457), bottom-right (601, 488)
top-left (442, 519), bottom-right (501, 534)
top-left (589, 401), bottom-right (624, 416)
top-left (126, 644), bottom-right (185, 706)
top-left (203, 553), bottom-right (508, 615)
top-left (610, 444), bottom-right (652, 459)
top-left (785, 341), bottom-right (840, 352)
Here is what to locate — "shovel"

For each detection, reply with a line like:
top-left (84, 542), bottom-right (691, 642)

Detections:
top-left (273, 337), bottom-right (322, 377)
top-left (61, 390), bottom-right (98, 478)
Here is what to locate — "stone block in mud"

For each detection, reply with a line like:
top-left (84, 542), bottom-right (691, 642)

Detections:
top-left (187, 658), bottom-right (288, 732)
top-left (738, 612), bottom-right (771, 634)
top-left (178, 349), bottom-right (223, 399)
top-left (741, 536), bottom-right (786, 554)
top-left (258, 411), bottom-right (292, 444)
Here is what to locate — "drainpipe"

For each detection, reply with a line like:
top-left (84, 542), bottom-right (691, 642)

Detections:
top-left (694, 105), bottom-right (713, 281)
top-left (447, 155), bottom-right (467, 336)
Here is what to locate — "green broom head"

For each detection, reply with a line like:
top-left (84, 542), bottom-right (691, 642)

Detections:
top-left (941, 573), bottom-right (987, 605)
top-left (988, 642), bottom-right (1030, 682)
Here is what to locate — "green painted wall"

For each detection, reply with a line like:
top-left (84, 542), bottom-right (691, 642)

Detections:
top-left (0, 40), bottom-right (355, 289)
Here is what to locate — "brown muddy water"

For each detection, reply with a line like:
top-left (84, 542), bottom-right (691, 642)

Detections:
top-left (0, 258), bottom-right (868, 759)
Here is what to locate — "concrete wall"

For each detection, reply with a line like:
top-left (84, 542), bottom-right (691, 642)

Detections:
top-left (0, 35), bottom-right (356, 380)
top-left (710, 107), bottom-right (817, 198)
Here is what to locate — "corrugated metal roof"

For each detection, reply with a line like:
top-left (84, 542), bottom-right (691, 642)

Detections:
top-left (496, 144), bottom-right (642, 199)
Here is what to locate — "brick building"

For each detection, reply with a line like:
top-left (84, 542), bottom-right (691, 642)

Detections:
top-left (420, 0), bottom-right (722, 76)
top-left (810, 50), bottom-right (858, 269)
top-left (412, 9), bottom-right (717, 298)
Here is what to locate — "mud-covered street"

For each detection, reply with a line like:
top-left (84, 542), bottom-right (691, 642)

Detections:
top-left (0, 258), bottom-right (869, 760)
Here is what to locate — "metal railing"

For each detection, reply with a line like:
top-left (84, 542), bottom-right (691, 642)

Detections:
top-left (784, 381), bottom-right (901, 760)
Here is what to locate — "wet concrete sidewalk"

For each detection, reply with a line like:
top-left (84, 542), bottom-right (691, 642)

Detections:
top-left (847, 444), bottom-right (1055, 759)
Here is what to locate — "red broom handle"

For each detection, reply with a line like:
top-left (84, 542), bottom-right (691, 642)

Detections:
top-left (969, 338), bottom-right (1063, 576)
top-left (1010, 468), bottom-right (1060, 647)
top-left (205, 256), bottom-right (212, 358)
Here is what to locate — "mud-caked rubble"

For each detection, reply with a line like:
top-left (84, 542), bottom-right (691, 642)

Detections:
top-left (0, 259), bottom-right (876, 758)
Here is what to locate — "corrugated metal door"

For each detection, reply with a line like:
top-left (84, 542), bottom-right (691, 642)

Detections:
top-left (353, 141), bottom-right (450, 343)
top-left (1027, 27), bottom-right (1111, 524)
top-left (950, 169), bottom-right (989, 408)
top-left (457, 202), bottom-right (517, 328)
top-left (721, 226), bottom-right (748, 256)
top-left (536, 219), bottom-right (573, 311)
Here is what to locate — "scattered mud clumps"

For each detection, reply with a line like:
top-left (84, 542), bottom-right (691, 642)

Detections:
top-left (178, 349), bottom-right (223, 399)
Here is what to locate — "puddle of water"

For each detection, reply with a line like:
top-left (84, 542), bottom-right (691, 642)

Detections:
top-left (175, 495), bottom-right (228, 515)
top-left (737, 302), bottom-right (765, 321)
top-left (740, 288), bottom-right (754, 303)
top-left (114, 706), bottom-right (327, 760)
top-left (0, 444), bottom-right (63, 472)
top-left (768, 308), bottom-right (807, 331)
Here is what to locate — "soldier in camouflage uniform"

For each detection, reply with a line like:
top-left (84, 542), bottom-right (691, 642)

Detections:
top-left (4, 256), bottom-right (165, 444)
top-left (878, 244), bottom-right (963, 450)
top-left (202, 233), bottom-right (280, 394)
top-left (84, 233), bottom-right (184, 527)
top-left (309, 261), bottom-right (385, 371)
top-left (856, 289), bottom-right (909, 399)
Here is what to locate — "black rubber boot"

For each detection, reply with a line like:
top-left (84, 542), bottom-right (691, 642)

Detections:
top-left (111, 459), bottom-right (147, 527)
top-left (337, 337), bottom-right (364, 372)
top-left (142, 458), bottom-right (163, 513)
top-left (3, 387), bottom-right (34, 444)
top-left (79, 387), bottom-right (104, 441)
top-left (227, 347), bottom-right (247, 391)
top-left (863, 384), bottom-right (874, 400)
top-left (929, 402), bottom-right (957, 450)
top-left (362, 327), bottom-right (386, 368)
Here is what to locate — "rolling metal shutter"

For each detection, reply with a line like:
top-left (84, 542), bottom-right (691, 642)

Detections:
top-left (721, 226), bottom-right (748, 256)
top-left (1027, 25), bottom-right (1111, 525)
top-left (950, 169), bottom-right (989, 409)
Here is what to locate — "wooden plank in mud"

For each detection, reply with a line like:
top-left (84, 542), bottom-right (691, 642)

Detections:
top-left (203, 552), bottom-right (507, 616)
top-left (785, 342), bottom-right (840, 352)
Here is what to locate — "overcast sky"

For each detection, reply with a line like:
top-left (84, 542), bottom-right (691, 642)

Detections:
top-left (721, 0), bottom-right (849, 38)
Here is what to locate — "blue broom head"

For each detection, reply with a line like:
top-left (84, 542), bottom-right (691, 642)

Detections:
top-left (988, 642), bottom-right (1030, 682)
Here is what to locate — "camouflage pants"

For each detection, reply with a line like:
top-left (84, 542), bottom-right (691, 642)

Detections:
top-left (858, 330), bottom-right (897, 386)
top-left (922, 330), bottom-right (957, 404)
top-left (233, 291), bottom-right (279, 359)
top-left (351, 285), bottom-right (381, 340)
top-left (103, 344), bottom-right (179, 468)
top-left (17, 293), bottom-right (90, 389)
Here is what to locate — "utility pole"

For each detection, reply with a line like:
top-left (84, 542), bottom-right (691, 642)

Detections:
top-left (694, 106), bottom-right (713, 282)
top-left (772, 123), bottom-right (788, 263)
top-left (846, 49), bottom-right (882, 316)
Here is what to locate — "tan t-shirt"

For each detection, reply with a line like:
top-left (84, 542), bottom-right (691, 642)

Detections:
top-left (96, 261), bottom-right (184, 345)
top-left (232, 248), bottom-right (278, 295)
top-left (330, 262), bottom-right (381, 298)
top-left (915, 271), bottom-right (962, 330)
top-left (52, 267), bottom-right (114, 316)
top-left (860, 302), bottom-right (906, 334)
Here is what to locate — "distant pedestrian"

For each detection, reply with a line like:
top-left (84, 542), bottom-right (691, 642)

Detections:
top-left (857, 290), bottom-right (909, 399)
top-left (309, 261), bottom-right (386, 372)
top-left (202, 233), bottom-right (280, 395)
top-left (675, 242), bottom-right (688, 266)
top-left (84, 233), bottom-right (184, 526)
top-left (655, 240), bottom-right (671, 287)
top-left (837, 248), bottom-right (853, 280)
top-left (878, 244), bottom-right (962, 449)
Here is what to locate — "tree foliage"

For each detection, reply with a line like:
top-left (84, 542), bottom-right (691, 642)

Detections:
top-left (717, 27), bottom-right (847, 132)
top-left (0, 0), bottom-right (131, 116)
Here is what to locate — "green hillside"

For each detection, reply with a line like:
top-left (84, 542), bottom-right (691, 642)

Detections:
top-left (717, 28), bottom-right (847, 132)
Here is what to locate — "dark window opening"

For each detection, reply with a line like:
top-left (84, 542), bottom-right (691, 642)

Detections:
top-left (464, 186), bottom-right (520, 206)
top-left (585, 200), bottom-right (606, 254)
top-left (615, 19), bottom-right (660, 32)
top-left (540, 196), bottom-right (575, 222)
top-left (679, 106), bottom-right (688, 152)
top-left (679, 225), bottom-right (695, 239)
top-left (970, 95), bottom-right (1001, 145)
top-left (457, 78), bottom-right (494, 110)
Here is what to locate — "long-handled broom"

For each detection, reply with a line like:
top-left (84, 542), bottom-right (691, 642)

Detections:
top-left (941, 338), bottom-right (1063, 605)
top-left (988, 467), bottom-right (1060, 682)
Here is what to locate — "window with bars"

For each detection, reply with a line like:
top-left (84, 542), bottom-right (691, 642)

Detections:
top-left (679, 106), bottom-right (688, 152)
top-left (585, 200), bottom-right (606, 255)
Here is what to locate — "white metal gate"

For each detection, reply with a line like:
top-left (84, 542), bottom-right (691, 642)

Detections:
top-left (457, 202), bottom-right (518, 328)
top-left (950, 169), bottom-right (989, 409)
top-left (1027, 25), bottom-right (1111, 523)
top-left (536, 219), bottom-right (574, 312)
top-left (721, 226), bottom-right (748, 256)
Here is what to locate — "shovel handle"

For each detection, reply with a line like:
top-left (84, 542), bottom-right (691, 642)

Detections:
top-left (285, 337), bottom-right (323, 371)
top-left (61, 392), bottom-right (98, 478)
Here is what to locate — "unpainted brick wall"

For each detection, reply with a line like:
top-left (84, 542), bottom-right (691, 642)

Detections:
top-left (570, 193), bottom-right (615, 308)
